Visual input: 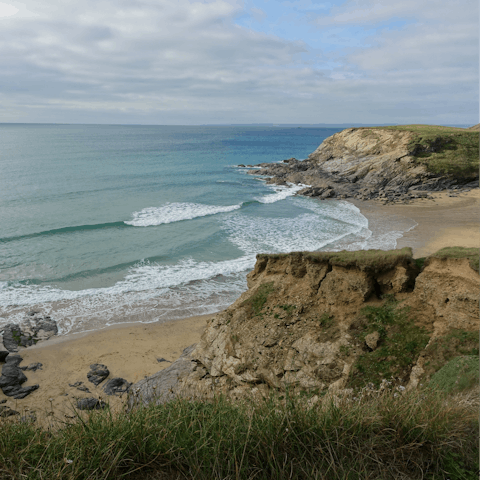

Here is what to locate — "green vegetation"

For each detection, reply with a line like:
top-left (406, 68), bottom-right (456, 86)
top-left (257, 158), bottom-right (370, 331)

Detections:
top-left (0, 387), bottom-right (477, 480)
top-left (242, 282), bottom-right (274, 316)
top-left (423, 329), bottom-right (479, 377)
top-left (258, 246), bottom-right (479, 275)
top-left (319, 312), bottom-right (334, 328)
top-left (258, 248), bottom-right (415, 273)
top-left (414, 257), bottom-right (426, 271)
top-left (428, 355), bottom-right (479, 395)
top-left (279, 304), bottom-right (296, 315)
top-left (428, 246), bottom-right (479, 272)
top-left (375, 125), bottom-right (479, 179)
top-left (348, 296), bottom-right (430, 388)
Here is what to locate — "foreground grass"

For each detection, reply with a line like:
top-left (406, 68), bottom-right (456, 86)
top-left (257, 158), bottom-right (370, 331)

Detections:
top-left (0, 385), bottom-right (478, 480)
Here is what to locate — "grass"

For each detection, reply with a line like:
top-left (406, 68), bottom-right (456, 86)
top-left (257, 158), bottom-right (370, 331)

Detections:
top-left (319, 312), bottom-right (334, 328)
top-left (414, 257), bottom-right (426, 270)
top-left (372, 125), bottom-right (479, 179)
top-left (427, 246), bottom-right (479, 272)
top-left (0, 386), bottom-right (478, 480)
top-left (242, 282), bottom-right (274, 316)
top-left (279, 304), bottom-right (296, 315)
top-left (423, 329), bottom-right (479, 378)
top-left (347, 296), bottom-right (430, 389)
top-left (258, 248), bottom-right (414, 273)
top-left (428, 355), bottom-right (479, 395)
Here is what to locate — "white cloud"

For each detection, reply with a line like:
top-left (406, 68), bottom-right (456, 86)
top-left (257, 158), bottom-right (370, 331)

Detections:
top-left (0, 0), bottom-right (477, 124)
top-left (0, 2), bottom-right (18, 17)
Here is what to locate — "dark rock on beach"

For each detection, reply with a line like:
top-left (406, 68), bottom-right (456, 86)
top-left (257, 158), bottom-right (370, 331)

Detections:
top-left (1, 316), bottom-right (58, 353)
top-left (76, 398), bottom-right (106, 410)
top-left (0, 405), bottom-right (20, 417)
top-left (0, 355), bottom-right (39, 399)
top-left (20, 362), bottom-right (43, 372)
top-left (0, 345), bottom-right (8, 362)
top-left (87, 364), bottom-right (109, 385)
top-left (156, 357), bottom-right (171, 363)
top-left (69, 381), bottom-right (91, 393)
top-left (103, 377), bottom-right (131, 396)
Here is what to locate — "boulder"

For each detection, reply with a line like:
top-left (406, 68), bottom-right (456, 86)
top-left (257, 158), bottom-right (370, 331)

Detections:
top-left (0, 405), bottom-right (19, 417)
top-left (365, 331), bottom-right (380, 351)
top-left (1, 317), bottom-right (58, 352)
top-left (69, 381), bottom-right (91, 393)
top-left (127, 345), bottom-right (197, 409)
top-left (76, 398), bottom-right (106, 410)
top-left (20, 362), bottom-right (43, 372)
top-left (103, 377), bottom-right (131, 396)
top-left (0, 355), bottom-right (39, 399)
top-left (87, 364), bottom-right (109, 386)
top-left (0, 336), bottom-right (9, 362)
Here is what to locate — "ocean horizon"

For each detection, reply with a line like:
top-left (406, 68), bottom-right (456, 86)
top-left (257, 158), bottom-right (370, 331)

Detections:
top-left (0, 124), bottom-right (416, 335)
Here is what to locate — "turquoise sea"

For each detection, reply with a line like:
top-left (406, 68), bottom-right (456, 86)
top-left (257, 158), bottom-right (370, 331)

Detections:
top-left (0, 124), bottom-right (415, 334)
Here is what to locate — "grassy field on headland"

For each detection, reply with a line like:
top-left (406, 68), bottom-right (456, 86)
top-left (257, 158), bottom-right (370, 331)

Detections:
top-left (360, 124), bottom-right (479, 179)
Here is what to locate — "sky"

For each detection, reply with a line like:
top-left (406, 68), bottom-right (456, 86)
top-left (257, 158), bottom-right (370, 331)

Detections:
top-left (0, 0), bottom-right (478, 125)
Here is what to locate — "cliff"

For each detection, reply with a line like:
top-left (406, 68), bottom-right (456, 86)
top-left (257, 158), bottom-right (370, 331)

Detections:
top-left (129, 247), bottom-right (479, 408)
top-left (248, 125), bottom-right (479, 203)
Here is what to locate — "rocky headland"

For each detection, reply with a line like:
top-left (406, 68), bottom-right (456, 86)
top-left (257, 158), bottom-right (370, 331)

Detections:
top-left (247, 125), bottom-right (479, 204)
top-left (129, 247), bottom-right (479, 409)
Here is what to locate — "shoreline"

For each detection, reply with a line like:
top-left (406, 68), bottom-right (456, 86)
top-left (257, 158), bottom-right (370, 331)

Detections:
top-left (350, 189), bottom-right (479, 257)
top-left (1, 189), bottom-right (479, 424)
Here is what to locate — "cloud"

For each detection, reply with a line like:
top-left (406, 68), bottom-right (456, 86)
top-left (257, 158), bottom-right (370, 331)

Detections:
top-left (315, 0), bottom-right (476, 25)
top-left (0, 2), bottom-right (19, 17)
top-left (0, 0), bottom-right (477, 124)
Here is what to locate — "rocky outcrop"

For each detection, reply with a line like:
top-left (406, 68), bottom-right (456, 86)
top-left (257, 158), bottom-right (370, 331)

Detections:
top-left (0, 355), bottom-right (39, 399)
top-left (247, 127), bottom-right (479, 203)
top-left (76, 398), bottom-right (107, 410)
top-left (129, 248), bottom-right (479, 408)
top-left (103, 377), bottom-right (131, 396)
top-left (87, 364), bottom-right (110, 386)
top-left (1, 315), bottom-right (58, 353)
top-left (128, 345), bottom-right (197, 408)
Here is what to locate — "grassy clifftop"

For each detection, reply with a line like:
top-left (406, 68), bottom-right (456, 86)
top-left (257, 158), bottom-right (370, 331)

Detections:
top-left (359, 124), bottom-right (479, 179)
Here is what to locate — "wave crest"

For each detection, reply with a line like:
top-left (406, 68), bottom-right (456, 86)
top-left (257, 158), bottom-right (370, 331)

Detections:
top-left (125, 202), bottom-right (242, 227)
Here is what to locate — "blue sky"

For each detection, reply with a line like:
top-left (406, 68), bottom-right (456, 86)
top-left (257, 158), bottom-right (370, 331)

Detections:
top-left (0, 0), bottom-right (478, 125)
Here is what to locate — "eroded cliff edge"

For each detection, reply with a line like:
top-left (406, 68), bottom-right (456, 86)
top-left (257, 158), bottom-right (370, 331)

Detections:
top-left (129, 247), bottom-right (479, 408)
top-left (247, 126), bottom-right (479, 203)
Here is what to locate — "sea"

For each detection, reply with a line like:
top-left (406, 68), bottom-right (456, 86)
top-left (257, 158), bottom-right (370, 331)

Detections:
top-left (0, 124), bottom-right (417, 335)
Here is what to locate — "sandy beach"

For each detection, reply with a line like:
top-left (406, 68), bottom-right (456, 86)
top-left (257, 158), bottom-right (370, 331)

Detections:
top-left (352, 189), bottom-right (480, 257)
top-left (1, 189), bottom-right (478, 426)
top-left (0, 314), bottom-right (212, 425)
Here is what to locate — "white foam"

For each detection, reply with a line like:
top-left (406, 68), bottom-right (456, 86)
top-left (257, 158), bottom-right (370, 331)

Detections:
top-left (125, 202), bottom-right (242, 227)
top-left (255, 183), bottom-right (305, 204)
top-left (223, 205), bottom-right (367, 256)
top-left (0, 255), bottom-right (255, 334)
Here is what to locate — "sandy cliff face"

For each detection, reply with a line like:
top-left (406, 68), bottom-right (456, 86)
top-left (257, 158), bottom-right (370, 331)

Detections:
top-left (129, 249), bottom-right (479, 407)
